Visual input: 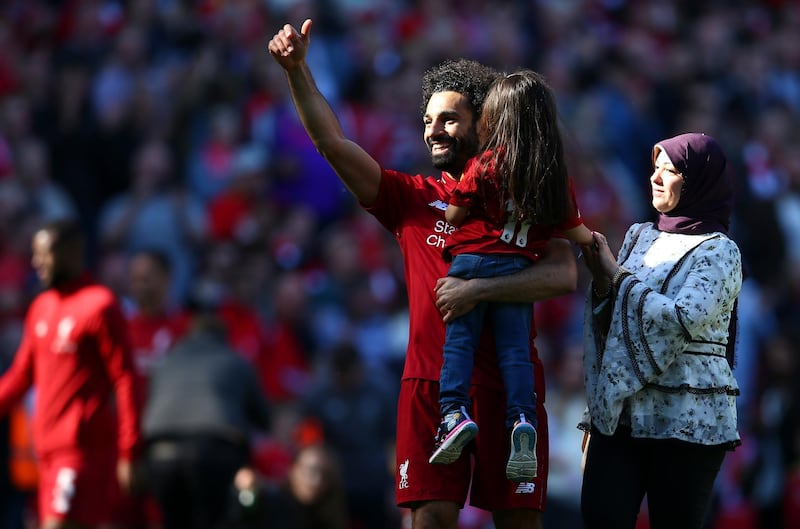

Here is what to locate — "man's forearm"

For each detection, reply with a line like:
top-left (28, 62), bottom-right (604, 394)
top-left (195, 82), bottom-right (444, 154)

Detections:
top-left (285, 63), bottom-right (345, 151)
top-left (282, 62), bottom-right (381, 204)
top-left (475, 239), bottom-right (578, 303)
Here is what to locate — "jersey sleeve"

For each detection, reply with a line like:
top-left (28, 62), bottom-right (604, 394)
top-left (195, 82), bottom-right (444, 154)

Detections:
top-left (94, 300), bottom-right (142, 460)
top-left (364, 168), bottom-right (425, 232)
top-left (0, 323), bottom-right (35, 417)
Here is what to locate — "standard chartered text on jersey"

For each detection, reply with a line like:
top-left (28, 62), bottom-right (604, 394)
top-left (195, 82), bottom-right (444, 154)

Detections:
top-left (427, 220), bottom-right (456, 248)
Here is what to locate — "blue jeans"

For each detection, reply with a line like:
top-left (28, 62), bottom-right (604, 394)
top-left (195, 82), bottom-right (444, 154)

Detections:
top-left (440, 253), bottom-right (537, 429)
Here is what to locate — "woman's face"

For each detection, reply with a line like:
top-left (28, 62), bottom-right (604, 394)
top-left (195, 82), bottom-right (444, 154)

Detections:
top-left (289, 447), bottom-right (331, 505)
top-left (650, 148), bottom-right (684, 213)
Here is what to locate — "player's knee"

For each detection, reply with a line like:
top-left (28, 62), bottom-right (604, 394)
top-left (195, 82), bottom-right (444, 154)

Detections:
top-left (41, 518), bottom-right (90, 529)
top-left (492, 507), bottom-right (542, 529)
top-left (411, 500), bottom-right (460, 529)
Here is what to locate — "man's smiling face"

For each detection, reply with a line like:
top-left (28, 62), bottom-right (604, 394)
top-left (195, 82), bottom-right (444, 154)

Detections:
top-left (423, 91), bottom-right (479, 178)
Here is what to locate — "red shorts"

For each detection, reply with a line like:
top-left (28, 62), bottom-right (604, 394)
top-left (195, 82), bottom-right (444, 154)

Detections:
top-left (38, 449), bottom-right (117, 526)
top-left (394, 378), bottom-right (548, 511)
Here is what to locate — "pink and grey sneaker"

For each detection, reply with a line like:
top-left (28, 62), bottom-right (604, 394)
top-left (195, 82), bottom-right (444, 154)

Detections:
top-left (506, 413), bottom-right (537, 482)
top-left (428, 406), bottom-right (478, 465)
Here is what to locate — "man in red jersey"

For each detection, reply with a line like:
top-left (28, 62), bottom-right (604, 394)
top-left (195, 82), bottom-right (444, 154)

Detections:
top-left (0, 219), bottom-right (142, 529)
top-left (269, 20), bottom-right (578, 529)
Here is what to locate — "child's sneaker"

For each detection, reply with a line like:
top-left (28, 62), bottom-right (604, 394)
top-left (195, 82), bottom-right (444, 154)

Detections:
top-left (506, 414), bottom-right (537, 482)
top-left (428, 406), bottom-right (478, 465)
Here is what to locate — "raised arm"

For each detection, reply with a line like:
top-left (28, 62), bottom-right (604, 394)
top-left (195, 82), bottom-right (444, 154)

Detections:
top-left (435, 238), bottom-right (577, 322)
top-left (268, 19), bottom-right (382, 206)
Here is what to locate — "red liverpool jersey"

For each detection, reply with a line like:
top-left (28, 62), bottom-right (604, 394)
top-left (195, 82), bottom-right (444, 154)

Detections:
top-left (0, 276), bottom-right (141, 460)
top-left (364, 168), bottom-right (544, 394)
top-left (445, 154), bottom-right (584, 261)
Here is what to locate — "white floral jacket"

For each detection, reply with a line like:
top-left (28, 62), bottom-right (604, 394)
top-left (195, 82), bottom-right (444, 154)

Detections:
top-left (581, 222), bottom-right (742, 447)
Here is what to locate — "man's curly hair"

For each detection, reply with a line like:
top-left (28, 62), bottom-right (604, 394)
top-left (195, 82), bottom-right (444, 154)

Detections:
top-left (420, 59), bottom-right (501, 119)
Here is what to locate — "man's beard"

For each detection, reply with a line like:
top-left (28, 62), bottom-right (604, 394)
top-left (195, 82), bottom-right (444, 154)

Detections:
top-left (429, 131), bottom-right (479, 175)
top-left (47, 268), bottom-right (75, 289)
top-left (431, 147), bottom-right (458, 173)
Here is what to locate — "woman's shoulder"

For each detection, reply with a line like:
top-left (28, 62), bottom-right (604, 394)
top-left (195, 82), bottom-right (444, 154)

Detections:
top-left (675, 234), bottom-right (742, 286)
top-left (698, 234), bottom-right (743, 269)
top-left (625, 221), bottom-right (655, 236)
top-left (695, 232), bottom-right (741, 255)
top-left (620, 221), bottom-right (655, 248)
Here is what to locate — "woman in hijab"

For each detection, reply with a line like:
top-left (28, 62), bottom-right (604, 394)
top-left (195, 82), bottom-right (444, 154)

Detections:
top-left (580, 133), bottom-right (743, 529)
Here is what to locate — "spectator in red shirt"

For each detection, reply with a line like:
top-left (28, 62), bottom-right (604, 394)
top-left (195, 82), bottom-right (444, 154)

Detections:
top-left (125, 249), bottom-right (190, 396)
top-left (207, 144), bottom-right (275, 246)
top-left (115, 248), bottom-right (189, 529)
top-left (0, 218), bottom-right (142, 529)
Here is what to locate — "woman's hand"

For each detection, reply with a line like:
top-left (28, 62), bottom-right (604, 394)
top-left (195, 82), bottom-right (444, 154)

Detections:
top-left (591, 232), bottom-right (618, 276)
top-left (582, 232), bottom-right (613, 296)
top-left (584, 231), bottom-right (619, 291)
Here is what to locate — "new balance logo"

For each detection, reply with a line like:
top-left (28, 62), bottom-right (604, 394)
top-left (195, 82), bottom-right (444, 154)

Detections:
top-left (428, 200), bottom-right (448, 211)
top-left (515, 482), bottom-right (536, 494)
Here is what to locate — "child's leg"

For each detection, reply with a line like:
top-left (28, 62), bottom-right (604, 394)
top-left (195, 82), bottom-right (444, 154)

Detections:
top-left (431, 314), bottom-right (484, 463)
top-left (490, 299), bottom-right (538, 482)
top-left (431, 315), bottom-right (482, 464)
top-left (430, 255), bottom-right (485, 465)
top-left (490, 300), bottom-right (536, 429)
top-left (440, 306), bottom-right (486, 416)
top-left (439, 254), bottom-right (486, 416)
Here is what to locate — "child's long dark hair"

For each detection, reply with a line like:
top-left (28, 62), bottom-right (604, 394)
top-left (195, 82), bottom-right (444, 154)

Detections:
top-left (477, 70), bottom-right (569, 225)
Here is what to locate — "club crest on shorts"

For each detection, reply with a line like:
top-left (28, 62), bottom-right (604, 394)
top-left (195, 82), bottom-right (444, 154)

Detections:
top-left (398, 459), bottom-right (409, 489)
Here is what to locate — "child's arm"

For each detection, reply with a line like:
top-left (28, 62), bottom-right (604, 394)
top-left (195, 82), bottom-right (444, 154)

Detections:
top-left (563, 223), bottom-right (594, 246)
top-left (445, 204), bottom-right (469, 227)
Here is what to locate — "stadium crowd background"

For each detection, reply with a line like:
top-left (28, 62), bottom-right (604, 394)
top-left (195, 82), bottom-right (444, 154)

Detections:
top-left (0, 0), bottom-right (798, 528)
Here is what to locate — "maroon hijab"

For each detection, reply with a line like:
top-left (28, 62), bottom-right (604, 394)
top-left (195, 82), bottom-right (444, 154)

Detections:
top-left (653, 133), bottom-right (732, 235)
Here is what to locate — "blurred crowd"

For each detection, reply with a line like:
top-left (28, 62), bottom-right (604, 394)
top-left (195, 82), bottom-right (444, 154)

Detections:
top-left (0, 0), bottom-right (798, 528)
